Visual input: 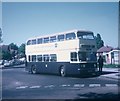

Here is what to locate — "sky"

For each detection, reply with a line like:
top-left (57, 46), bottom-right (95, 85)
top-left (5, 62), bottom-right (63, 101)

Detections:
top-left (2, 1), bottom-right (119, 48)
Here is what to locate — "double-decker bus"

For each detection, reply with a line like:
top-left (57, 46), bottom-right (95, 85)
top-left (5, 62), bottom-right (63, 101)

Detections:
top-left (25, 29), bottom-right (98, 76)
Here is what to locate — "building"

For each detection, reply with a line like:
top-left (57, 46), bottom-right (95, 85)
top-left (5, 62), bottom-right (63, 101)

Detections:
top-left (97, 46), bottom-right (120, 64)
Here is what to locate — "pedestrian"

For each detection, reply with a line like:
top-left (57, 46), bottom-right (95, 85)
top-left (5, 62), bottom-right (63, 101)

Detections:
top-left (98, 55), bottom-right (104, 73)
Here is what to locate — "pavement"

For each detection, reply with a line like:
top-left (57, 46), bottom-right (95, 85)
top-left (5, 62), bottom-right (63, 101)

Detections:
top-left (100, 67), bottom-right (120, 80)
top-left (0, 64), bottom-right (25, 69)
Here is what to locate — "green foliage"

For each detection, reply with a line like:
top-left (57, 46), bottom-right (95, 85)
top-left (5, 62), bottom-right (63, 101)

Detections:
top-left (95, 33), bottom-right (104, 49)
top-left (2, 51), bottom-right (12, 60)
top-left (0, 28), bottom-right (3, 43)
top-left (1, 43), bottom-right (26, 60)
top-left (9, 43), bottom-right (18, 50)
top-left (18, 43), bottom-right (25, 57)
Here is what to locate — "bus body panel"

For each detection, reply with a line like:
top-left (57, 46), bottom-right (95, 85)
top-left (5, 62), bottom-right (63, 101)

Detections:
top-left (26, 61), bottom-right (97, 76)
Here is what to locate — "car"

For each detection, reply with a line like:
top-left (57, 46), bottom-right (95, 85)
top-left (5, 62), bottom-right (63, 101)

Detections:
top-left (0, 60), bottom-right (4, 68)
top-left (4, 60), bottom-right (11, 67)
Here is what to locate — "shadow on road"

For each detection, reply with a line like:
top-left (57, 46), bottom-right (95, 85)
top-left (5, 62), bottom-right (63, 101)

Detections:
top-left (67, 71), bottom-right (118, 78)
top-left (74, 92), bottom-right (120, 101)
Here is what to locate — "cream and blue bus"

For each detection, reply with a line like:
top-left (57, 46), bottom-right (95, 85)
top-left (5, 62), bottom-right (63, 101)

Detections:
top-left (25, 29), bottom-right (98, 76)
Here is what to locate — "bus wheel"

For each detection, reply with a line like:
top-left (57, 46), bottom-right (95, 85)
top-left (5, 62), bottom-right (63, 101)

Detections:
top-left (60, 66), bottom-right (66, 77)
top-left (31, 65), bottom-right (37, 74)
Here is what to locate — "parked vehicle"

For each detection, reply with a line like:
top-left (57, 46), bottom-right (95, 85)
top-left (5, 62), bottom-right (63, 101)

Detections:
top-left (4, 60), bottom-right (11, 67)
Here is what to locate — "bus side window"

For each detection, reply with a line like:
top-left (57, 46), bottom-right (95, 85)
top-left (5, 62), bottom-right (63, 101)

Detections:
top-left (66, 33), bottom-right (76, 40)
top-left (37, 38), bottom-right (42, 44)
top-left (50, 36), bottom-right (56, 42)
top-left (58, 34), bottom-right (64, 41)
top-left (37, 55), bottom-right (42, 62)
top-left (27, 40), bottom-right (31, 45)
top-left (32, 55), bottom-right (36, 62)
top-left (70, 52), bottom-right (77, 61)
top-left (50, 54), bottom-right (57, 62)
top-left (44, 37), bottom-right (49, 43)
top-left (32, 39), bottom-right (36, 45)
top-left (43, 54), bottom-right (49, 62)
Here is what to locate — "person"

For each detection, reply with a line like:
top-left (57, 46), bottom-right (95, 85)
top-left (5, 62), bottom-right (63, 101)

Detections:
top-left (98, 55), bottom-right (104, 73)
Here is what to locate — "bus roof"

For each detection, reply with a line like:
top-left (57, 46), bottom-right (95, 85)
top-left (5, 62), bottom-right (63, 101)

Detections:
top-left (26, 29), bottom-right (93, 41)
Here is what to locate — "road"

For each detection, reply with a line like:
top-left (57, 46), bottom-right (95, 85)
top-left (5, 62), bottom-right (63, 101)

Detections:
top-left (2, 66), bottom-right (120, 100)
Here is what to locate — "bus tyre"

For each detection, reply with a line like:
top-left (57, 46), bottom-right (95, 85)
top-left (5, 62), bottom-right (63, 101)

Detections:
top-left (31, 65), bottom-right (37, 74)
top-left (60, 66), bottom-right (66, 77)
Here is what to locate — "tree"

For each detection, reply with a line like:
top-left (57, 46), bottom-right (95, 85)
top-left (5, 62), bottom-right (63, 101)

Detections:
top-left (18, 43), bottom-right (25, 58)
top-left (8, 43), bottom-right (18, 59)
top-left (9, 43), bottom-right (18, 50)
top-left (95, 33), bottom-right (104, 49)
top-left (2, 51), bottom-right (12, 60)
top-left (0, 28), bottom-right (3, 43)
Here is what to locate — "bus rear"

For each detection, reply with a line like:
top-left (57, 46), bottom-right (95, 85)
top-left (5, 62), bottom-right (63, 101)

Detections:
top-left (77, 31), bottom-right (98, 75)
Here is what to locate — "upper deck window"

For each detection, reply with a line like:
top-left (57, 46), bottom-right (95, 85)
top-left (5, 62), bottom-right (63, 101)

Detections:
top-left (32, 39), bottom-right (36, 45)
top-left (77, 32), bottom-right (94, 39)
top-left (37, 38), bottom-right (42, 44)
top-left (44, 37), bottom-right (49, 43)
top-left (58, 34), bottom-right (64, 41)
top-left (27, 40), bottom-right (31, 45)
top-left (50, 36), bottom-right (56, 42)
top-left (66, 33), bottom-right (76, 40)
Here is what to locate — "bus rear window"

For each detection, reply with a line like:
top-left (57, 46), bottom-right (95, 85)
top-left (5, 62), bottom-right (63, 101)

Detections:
top-left (77, 32), bottom-right (94, 39)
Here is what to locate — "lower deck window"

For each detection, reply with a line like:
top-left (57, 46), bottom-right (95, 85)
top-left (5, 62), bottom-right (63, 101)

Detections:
top-left (50, 54), bottom-right (57, 62)
top-left (43, 55), bottom-right (49, 62)
top-left (71, 52), bottom-right (77, 61)
top-left (32, 55), bottom-right (36, 62)
top-left (37, 55), bottom-right (42, 62)
top-left (28, 54), bottom-right (57, 62)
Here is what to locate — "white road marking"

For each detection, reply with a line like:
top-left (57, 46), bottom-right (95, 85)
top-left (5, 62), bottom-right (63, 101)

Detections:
top-left (105, 84), bottom-right (118, 87)
top-left (15, 83), bottom-right (118, 90)
top-left (16, 86), bottom-right (28, 89)
top-left (74, 84), bottom-right (85, 87)
top-left (44, 85), bottom-right (55, 88)
top-left (61, 84), bottom-right (71, 87)
top-left (30, 86), bottom-right (41, 89)
top-left (89, 84), bottom-right (101, 87)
